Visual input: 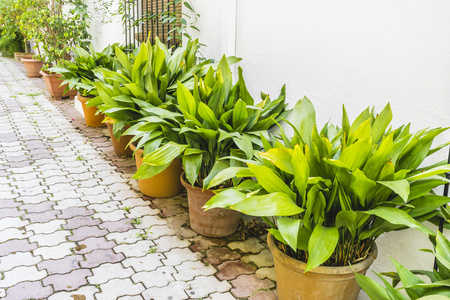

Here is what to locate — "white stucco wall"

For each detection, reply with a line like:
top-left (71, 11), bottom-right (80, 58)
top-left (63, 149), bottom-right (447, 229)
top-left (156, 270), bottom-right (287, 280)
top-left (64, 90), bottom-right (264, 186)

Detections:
top-left (189, 0), bottom-right (450, 297)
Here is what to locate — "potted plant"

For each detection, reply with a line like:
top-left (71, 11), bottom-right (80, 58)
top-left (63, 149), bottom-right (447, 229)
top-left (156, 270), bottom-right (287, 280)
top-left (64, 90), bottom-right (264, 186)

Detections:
top-left (357, 229), bottom-right (450, 299)
top-left (48, 44), bottom-right (118, 128)
top-left (204, 97), bottom-right (450, 298)
top-left (93, 37), bottom-right (239, 197)
top-left (18, 0), bottom-right (91, 91)
top-left (138, 56), bottom-right (290, 237)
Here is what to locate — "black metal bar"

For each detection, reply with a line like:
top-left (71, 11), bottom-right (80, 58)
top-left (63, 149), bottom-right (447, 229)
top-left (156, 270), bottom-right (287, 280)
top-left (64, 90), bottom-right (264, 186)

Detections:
top-left (145, 0), bottom-right (149, 42)
top-left (434, 148), bottom-right (450, 270)
top-left (150, 0), bottom-right (154, 44)
top-left (124, 0), bottom-right (127, 48)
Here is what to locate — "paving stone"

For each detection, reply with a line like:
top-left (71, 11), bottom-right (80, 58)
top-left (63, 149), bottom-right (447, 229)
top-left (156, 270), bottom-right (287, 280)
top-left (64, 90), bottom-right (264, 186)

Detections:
top-left (21, 200), bottom-right (56, 213)
top-left (230, 274), bottom-right (275, 298)
top-left (132, 265), bottom-right (176, 288)
top-left (75, 178), bottom-right (101, 188)
top-left (117, 296), bottom-right (144, 300)
top-left (106, 229), bottom-right (143, 244)
top-left (69, 225), bottom-right (108, 241)
top-left (249, 290), bottom-right (278, 300)
top-left (53, 198), bottom-right (90, 210)
top-left (26, 219), bottom-right (65, 234)
top-left (216, 260), bottom-right (257, 280)
top-left (95, 278), bottom-right (145, 300)
top-left (204, 247), bottom-right (242, 266)
top-left (187, 275), bottom-right (232, 298)
top-left (99, 218), bottom-right (133, 232)
top-left (126, 206), bottom-right (160, 218)
top-left (16, 193), bottom-right (51, 204)
top-left (166, 213), bottom-right (197, 238)
top-left (106, 182), bottom-right (133, 193)
top-left (58, 206), bottom-right (94, 219)
top-left (255, 267), bottom-right (276, 282)
top-left (132, 215), bottom-right (167, 229)
top-left (122, 253), bottom-right (165, 272)
top-left (0, 239), bottom-right (38, 256)
top-left (64, 216), bottom-right (101, 230)
top-left (80, 249), bottom-right (125, 268)
top-left (0, 227), bottom-right (32, 242)
top-left (93, 209), bottom-right (126, 222)
top-left (0, 251), bottom-right (41, 272)
top-left (150, 197), bottom-right (186, 209)
top-left (37, 255), bottom-right (84, 274)
top-left (120, 197), bottom-right (152, 207)
top-left (153, 235), bottom-right (190, 252)
top-left (24, 209), bottom-right (60, 223)
top-left (81, 193), bottom-right (114, 204)
top-left (11, 178), bottom-right (44, 188)
top-left (0, 199), bottom-right (20, 208)
top-left (114, 240), bottom-right (156, 257)
top-left (43, 268), bottom-right (92, 291)
top-left (45, 175), bottom-right (72, 185)
top-left (174, 260), bottom-right (217, 281)
top-left (162, 248), bottom-right (201, 266)
top-left (142, 281), bottom-right (189, 300)
top-left (33, 242), bottom-right (77, 259)
top-left (30, 230), bottom-right (71, 247)
top-left (0, 208), bottom-right (23, 218)
top-left (228, 238), bottom-right (266, 254)
top-left (241, 249), bottom-right (274, 268)
top-left (87, 262), bottom-right (134, 284)
top-left (141, 224), bottom-right (176, 240)
top-left (159, 205), bottom-right (188, 218)
top-left (87, 201), bottom-right (121, 213)
top-left (18, 185), bottom-right (46, 196)
top-left (46, 182), bottom-right (76, 193)
top-left (74, 236), bottom-right (116, 254)
top-left (0, 216), bottom-right (28, 230)
top-left (3, 281), bottom-right (53, 300)
top-left (0, 265), bottom-right (47, 288)
top-left (209, 292), bottom-right (237, 300)
top-left (47, 286), bottom-right (100, 300)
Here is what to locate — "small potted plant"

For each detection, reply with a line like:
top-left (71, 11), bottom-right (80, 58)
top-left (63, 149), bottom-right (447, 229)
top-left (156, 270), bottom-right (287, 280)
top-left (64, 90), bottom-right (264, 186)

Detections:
top-left (139, 56), bottom-right (290, 237)
top-left (357, 229), bottom-right (450, 299)
top-left (48, 44), bottom-right (118, 128)
top-left (94, 37), bottom-right (238, 197)
top-left (205, 97), bottom-right (450, 298)
top-left (18, 0), bottom-right (90, 92)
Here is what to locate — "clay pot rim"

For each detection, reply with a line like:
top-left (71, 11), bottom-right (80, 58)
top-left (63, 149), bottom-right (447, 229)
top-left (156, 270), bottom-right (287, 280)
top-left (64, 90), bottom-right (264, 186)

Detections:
top-left (179, 172), bottom-right (216, 196)
top-left (21, 58), bottom-right (42, 63)
top-left (267, 233), bottom-right (377, 275)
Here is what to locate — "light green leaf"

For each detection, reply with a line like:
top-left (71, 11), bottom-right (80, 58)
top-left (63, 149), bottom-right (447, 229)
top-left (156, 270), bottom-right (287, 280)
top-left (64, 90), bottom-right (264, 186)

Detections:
top-left (277, 218), bottom-right (302, 251)
top-left (247, 164), bottom-right (296, 200)
top-left (305, 225), bottom-right (339, 272)
top-left (377, 179), bottom-right (410, 202)
top-left (355, 273), bottom-right (390, 300)
top-left (258, 148), bottom-right (294, 174)
top-left (207, 167), bottom-right (250, 189)
top-left (291, 144), bottom-right (309, 202)
top-left (230, 193), bottom-right (304, 216)
top-left (204, 189), bottom-right (247, 210)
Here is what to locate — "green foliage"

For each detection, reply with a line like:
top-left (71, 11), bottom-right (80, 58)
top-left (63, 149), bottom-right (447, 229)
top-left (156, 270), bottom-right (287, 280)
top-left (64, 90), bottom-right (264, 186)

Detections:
top-left (17, 0), bottom-right (91, 65)
top-left (356, 230), bottom-right (450, 300)
top-left (0, 0), bottom-right (26, 56)
top-left (139, 57), bottom-right (290, 188)
top-left (48, 44), bottom-right (118, 97)
top-left (205, 97), bottom-right (450, 272)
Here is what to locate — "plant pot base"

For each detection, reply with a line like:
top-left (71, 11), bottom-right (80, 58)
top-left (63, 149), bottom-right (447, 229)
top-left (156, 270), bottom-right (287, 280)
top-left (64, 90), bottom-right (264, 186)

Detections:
top-left (40, 71), bottom-right (77, 100)
top-left (130, 143), bottom-right (184, 198)
top-left (267, 234), bottom-right (377, 300)
top-left (106, 122), bottom-right (133, 156)
top-left (181, 176), bottom-right (241, 237)
top-left (77, 95), bottom-right (106, 127)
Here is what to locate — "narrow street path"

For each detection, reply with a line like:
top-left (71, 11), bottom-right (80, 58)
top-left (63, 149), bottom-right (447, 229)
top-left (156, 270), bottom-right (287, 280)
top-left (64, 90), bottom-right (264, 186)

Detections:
top-left (0, 57), bottom-right (277, 300)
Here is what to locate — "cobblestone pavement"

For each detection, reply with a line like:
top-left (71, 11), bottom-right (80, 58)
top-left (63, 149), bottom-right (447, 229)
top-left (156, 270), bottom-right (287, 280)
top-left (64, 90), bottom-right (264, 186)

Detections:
top-left (0, 57), bottom-right (278, 300)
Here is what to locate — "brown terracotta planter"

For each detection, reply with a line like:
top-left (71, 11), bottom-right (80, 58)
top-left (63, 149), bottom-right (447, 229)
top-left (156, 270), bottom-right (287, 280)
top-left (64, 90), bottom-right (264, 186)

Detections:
top-left (105, 122), bottom-right (133, 157)
top-left (180, 175), bottom-right (241, 237)
top-left (39, 71), bottom-right (77, 100)
top-left (22, 58), bottom-right (43, 78)
top-left (77, 95), bottom-right (106, 127)
top-left (267, 233), bottom-right (377, 300)
top-left (130, 143), bottom-right (184, 198)
top-left (14, 52), bottom-right (34, 62)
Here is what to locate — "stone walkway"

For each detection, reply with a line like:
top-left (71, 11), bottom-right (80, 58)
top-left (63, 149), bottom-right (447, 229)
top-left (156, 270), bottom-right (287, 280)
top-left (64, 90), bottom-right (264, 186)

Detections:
top-left (0, 57), bottom-right (277, 300)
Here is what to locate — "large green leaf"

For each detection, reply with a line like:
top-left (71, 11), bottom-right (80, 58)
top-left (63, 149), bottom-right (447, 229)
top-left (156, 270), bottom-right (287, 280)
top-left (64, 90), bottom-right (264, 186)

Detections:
top-left (277, 218), bottom-right (302, 251)
top-left (372, 103), bottom-right (393, 143)
top-left (377, 179), bottom-right (410, 202)
top-left (183, 153), bottom-right (202, 186)
top-left (247, 164), bottom-right (296, 200)
top-left (339, 136), bottom-right (372, 171)
top-left (287, 96), bottom-right (316, 147)
top-left (391, 258), bottom-right (429, 299)
top-left (350, 169), bottom-right (376, 206)
top-left (177, 81), bottom-right (197, 116)
top-left (142, 142), bottom-right (187, 166)
top-left (207, 167), bottom-right (250, 189)
top-left (407, 165), bottom-right (450, 181)
top-left (230, 193), bottom-right (304, 216)
top-left (355, 273), bottom-right (390, 300)
top-left (203, 189), bottom-right (247, 210)
top-left (408, 195), bottom-right (450, 218)
top-left (305, 225), bottom-right (339, 272)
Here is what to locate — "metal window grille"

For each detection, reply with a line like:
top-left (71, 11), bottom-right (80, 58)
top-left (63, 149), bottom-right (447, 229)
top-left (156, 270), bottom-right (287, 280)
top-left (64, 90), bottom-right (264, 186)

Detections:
top-left (123, 0), bottom-right (182, 51)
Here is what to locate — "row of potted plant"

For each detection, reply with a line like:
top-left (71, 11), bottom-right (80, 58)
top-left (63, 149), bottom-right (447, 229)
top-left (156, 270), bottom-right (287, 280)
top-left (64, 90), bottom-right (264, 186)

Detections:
top-left (49, 38), bottom-right (450, 299)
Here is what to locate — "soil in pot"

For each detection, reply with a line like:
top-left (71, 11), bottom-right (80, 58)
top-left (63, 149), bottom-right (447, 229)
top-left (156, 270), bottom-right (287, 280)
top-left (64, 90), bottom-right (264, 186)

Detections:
top-left (22, 58), bottom-right (43, 78)
top-left (77, 95), bottom-right (106, 128)
top-left (105, 122), bottom-right (133, 156)
top-left (130, 143), bottom-right (184, 198)
top-left (40, 71), bottom-right (77, 100)
top-left (267, 233), bottom-right (377, 300)
top-left (180, 175), bottom-right (241, 238)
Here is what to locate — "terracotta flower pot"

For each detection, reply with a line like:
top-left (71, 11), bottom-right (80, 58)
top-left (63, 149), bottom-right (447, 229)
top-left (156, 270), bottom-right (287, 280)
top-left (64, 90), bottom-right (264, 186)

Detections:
top-left (267, 233), bottom-right (377, 300)
top-left (180, 175), bottom-right (241, 237)
top-left (22, 58), bottom-right (43, 78)
top-left (105, 122), bottom-right (133, 156)
top-left (14, 52), bottom-right (34, 62)
top-left (77, 95), bottom-right (106, 127)
top-left (40, 70), bottom-right (77, 100)
top-left (129, 143), bottom-right (184, 198)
